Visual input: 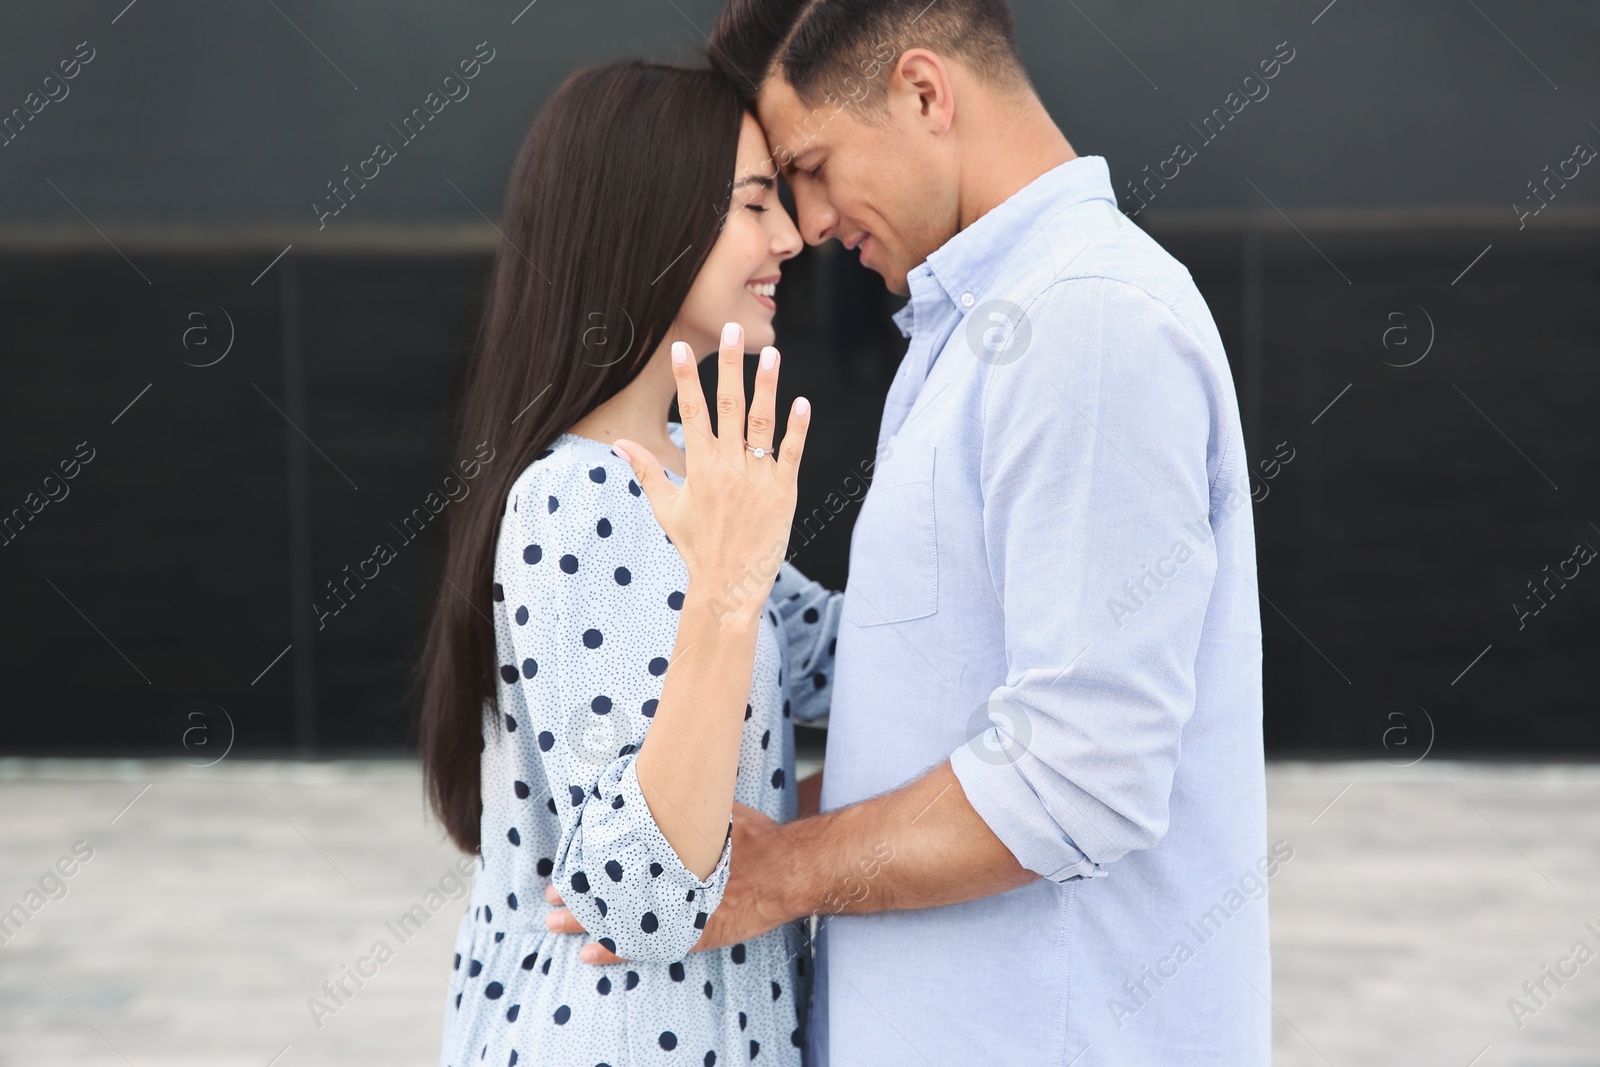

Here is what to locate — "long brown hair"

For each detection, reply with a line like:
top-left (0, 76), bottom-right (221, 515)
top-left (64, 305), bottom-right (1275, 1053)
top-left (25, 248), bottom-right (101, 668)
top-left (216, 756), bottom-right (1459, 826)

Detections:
top-left (413, 61), bottom-right (747, 853)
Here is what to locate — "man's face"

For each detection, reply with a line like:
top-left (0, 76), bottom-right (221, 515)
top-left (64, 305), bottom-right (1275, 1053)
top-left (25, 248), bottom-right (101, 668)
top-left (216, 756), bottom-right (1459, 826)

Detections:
top-left (755, 73), bottom-right (957, 297)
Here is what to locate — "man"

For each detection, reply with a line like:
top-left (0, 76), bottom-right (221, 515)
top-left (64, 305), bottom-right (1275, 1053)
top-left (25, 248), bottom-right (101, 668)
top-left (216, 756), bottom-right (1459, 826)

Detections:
top-left (553, 1), bottom-right (1271, 1062)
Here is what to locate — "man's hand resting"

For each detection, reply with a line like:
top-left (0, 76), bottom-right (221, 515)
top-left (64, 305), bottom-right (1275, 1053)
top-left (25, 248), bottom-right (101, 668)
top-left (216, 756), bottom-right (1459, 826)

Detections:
top-left (543, 761), bottom-right (1034, 964)
top-left (544, 799), bottom-right (802, 965)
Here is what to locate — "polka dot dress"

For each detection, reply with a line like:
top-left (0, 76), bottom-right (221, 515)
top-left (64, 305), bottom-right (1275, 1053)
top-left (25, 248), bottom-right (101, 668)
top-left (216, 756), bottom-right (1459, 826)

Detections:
top-left (439, 422), bottom-right (841, 1067)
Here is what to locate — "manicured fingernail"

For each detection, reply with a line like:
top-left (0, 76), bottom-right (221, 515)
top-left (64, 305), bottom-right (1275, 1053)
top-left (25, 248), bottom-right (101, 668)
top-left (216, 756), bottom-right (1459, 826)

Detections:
top-left (794, 396), bottom-right (810, 416)
top-left (760, 346), bottom-right (777, 371)
top-left (722, 322), bottom-right (740, 348)
top-left (611, 443), bottom-right (630, 463)
top-left (671, 342), bottom-right (689, 365)
top-left (545, 913), bottom-right (560, 930)
top-left (580, 945), bottom-right (598, 962)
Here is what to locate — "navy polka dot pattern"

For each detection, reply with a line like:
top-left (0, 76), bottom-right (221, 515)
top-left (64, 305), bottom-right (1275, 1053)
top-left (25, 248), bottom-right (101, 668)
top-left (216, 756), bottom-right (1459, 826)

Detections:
top-left (764, 562), bottom-right (842, 730)
top-left (439, 423), bottom-right (837, 1067)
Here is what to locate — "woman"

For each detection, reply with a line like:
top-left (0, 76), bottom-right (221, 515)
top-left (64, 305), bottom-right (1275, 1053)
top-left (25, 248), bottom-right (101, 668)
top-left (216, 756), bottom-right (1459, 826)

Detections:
top-left (414, 59), bottom-right (841, 1067)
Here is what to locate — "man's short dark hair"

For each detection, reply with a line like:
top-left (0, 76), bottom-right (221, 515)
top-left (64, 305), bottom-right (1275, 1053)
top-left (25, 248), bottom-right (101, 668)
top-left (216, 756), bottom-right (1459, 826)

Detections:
top-left (708, 0), bottom-right (1030, 119)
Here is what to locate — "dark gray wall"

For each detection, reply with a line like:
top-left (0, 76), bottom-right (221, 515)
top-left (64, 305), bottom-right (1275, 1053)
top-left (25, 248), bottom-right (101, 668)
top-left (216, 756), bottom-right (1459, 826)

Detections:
top-left (2, 1), bottom-right (1597, 759)
top-left (2, 0), bottom-right (1597, 223)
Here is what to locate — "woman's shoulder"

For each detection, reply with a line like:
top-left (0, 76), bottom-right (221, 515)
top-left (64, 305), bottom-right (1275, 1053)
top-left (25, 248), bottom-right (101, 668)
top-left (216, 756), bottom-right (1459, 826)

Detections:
top-left (507, 422), bottom-right (683, 505)
top-left (505, 432), bottom-right (645, 519)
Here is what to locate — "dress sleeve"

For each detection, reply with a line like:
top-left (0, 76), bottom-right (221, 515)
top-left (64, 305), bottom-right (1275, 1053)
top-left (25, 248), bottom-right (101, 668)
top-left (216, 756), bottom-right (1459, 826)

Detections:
top-left (766, 561), bottom-right (842, 727)
top-left (496, 462), bottom-right (731, 962)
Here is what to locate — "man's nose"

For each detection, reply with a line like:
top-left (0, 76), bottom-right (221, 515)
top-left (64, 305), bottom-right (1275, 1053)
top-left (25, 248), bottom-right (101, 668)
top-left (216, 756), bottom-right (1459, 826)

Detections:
top-left (795, 188), bottom-right (837, 246)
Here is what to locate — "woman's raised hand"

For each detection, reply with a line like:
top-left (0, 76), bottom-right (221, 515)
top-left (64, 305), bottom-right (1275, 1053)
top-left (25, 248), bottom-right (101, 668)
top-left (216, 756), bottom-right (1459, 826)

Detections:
top-left (612, 322), bottom-right (810, 619)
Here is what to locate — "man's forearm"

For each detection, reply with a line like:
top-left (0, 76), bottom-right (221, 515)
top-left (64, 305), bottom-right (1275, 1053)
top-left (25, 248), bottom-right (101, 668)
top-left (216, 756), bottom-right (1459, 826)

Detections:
top-left (776, 759), bottom-right (1038, 919)
top-left (550, 760), bottom-right (1041, 962)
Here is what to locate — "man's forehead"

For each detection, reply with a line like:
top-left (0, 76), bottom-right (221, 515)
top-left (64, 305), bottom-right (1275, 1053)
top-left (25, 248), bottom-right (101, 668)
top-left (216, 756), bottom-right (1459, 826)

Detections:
top-left (753, 77), bottom-right (804, 132)
top-left (753, 77), bottom-right (829, 166)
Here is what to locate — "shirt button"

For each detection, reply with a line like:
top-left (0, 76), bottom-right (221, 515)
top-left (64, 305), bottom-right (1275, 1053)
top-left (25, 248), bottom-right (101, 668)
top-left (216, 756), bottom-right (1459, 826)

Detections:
top-left (960, 292), bottom-right (975, 307)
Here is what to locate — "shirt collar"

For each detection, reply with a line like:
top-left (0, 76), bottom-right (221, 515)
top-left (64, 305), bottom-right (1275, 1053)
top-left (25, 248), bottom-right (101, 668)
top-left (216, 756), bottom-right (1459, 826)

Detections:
top-left (891, 299), bottom-right (917, 339)
top-left (892, 154), bottom-right (1115, 338)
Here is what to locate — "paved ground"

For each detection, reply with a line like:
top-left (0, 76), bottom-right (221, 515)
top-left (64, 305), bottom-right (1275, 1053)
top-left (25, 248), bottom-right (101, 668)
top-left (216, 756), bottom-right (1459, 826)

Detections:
top-left (0, 758), bottom-right (1596, 1067)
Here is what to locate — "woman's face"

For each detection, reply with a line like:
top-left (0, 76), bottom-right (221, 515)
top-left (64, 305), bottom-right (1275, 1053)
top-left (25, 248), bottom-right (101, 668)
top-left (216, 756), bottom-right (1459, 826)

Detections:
top-left (674, 112), bottom-right (803, 355)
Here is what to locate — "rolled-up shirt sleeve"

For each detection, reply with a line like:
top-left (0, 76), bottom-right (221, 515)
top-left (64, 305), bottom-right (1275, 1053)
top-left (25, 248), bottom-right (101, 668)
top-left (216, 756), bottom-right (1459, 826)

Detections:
top-left (949, 276), bottom-right (1226, 884)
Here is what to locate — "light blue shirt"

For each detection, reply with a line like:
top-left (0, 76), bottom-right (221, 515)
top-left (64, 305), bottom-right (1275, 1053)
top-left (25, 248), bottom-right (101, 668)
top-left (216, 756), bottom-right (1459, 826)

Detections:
top-left (810, 155), bottom-right (1271, 1066)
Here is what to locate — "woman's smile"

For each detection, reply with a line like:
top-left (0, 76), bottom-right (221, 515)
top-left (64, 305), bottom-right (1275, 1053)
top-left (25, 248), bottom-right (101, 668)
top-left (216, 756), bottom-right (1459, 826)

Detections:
top-left (745, 274), bottom-right (780, 311)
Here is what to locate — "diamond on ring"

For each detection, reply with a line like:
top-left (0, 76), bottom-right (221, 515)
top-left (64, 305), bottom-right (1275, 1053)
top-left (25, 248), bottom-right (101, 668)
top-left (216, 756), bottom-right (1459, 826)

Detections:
top-left (746, 445), bottom-right (768, 458)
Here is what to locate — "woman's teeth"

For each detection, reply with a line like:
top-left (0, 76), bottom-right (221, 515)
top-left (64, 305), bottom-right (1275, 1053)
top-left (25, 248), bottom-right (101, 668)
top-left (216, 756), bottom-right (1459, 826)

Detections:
top-left (745, 282), bottom-right (776, 298)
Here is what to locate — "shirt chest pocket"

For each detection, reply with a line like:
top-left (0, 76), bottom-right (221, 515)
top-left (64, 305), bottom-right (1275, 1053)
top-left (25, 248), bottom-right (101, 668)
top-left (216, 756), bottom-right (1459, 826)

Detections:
top-left (843, 435), bottom-right (938, 626)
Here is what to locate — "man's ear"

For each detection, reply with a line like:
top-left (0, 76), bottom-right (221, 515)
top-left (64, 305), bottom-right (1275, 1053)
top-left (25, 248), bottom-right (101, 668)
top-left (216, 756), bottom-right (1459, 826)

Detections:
top-left (891, 48), bottom-right (955, 132)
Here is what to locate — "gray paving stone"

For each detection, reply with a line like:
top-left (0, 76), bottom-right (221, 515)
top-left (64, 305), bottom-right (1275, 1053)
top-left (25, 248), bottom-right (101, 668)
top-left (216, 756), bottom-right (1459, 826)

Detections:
top-left (0, 759), bottom-right (1595, 1066)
